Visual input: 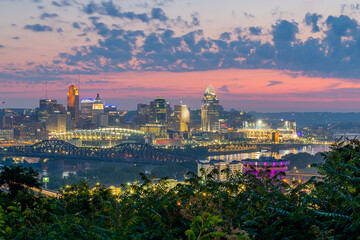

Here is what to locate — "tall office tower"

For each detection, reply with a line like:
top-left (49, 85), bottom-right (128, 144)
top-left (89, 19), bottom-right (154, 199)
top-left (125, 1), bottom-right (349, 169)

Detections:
top-left (149, 98), bottom-right (167, 124)
top-left (137, 103), bottom-right (150, 115)
top-left (92, 93), bottom-right (104, 117)
top-left (67, 85), bottom-right (80, 126)
top-left (37, 99), bottom-right (66, 125)
top-left (92, 93), bottom-right (107, 127)
top-left (81, 98), bottom-right (95, 118)
top-left (104, 105), bottom-right (117, 114)
top-left (46, 112), bottom-right (67, 133)
top-left (201, 85), bottom-right (220, 132)
top-left (171, 105), bottom-right (190, 131)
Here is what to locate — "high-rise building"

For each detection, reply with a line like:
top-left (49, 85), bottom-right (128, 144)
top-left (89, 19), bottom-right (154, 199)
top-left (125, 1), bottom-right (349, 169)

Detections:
top-left (201, 85), bottom-right (220, 132)
top-left (170, 105), bottom-right (190, 132)
top-left (67, 85), bottom-right (80, 126)
top-left (92, 93), bottom-right (107, 128)
top-left (46, 112), bottom-right (67, 133)
top-left (104, 105), bottom-right (117, 114)
top-left (149, 98), bottom-right (167, 124)
top-left (37, 99), bottom-right (66, 125)
top-left (81, 98), bottom-right (95, 118)
top-left (92, 93), bottom-right (104, 119)
top-left (137, 103), bottom-right (150, 116)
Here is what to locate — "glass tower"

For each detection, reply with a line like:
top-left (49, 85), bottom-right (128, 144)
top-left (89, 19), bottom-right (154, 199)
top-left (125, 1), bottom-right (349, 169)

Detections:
top-left (201, 85), bottom-right (220, 132)
top-left (67, 85), bottom-right (79, 126)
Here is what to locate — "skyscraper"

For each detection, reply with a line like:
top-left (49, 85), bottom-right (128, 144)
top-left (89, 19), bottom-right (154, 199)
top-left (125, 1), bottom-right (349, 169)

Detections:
top-left (170, 104), bottom-right (190, 132)
top-left (201, 85), bottom-right (220, 132)
top-left (67, 85), bottom-right (79, 126)
top-left (81, 98), bottom-right (95, 118)
top-left (149, 98), bottom-right (167, 124)
top-left (92, 93), bottom-right (107, 128)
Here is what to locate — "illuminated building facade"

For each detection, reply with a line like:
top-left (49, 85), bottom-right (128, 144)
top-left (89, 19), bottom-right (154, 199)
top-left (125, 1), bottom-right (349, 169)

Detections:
top-left (242, 157), bottom-right (288, 178)
top-left (149, 98), bottom-right (167, 124)
top-left (278, 119), bottom-right (297, 139)
top-left (92, 93), bottom-right (107, 127)
top-left (81, 98), bottom-right (95, 118)
top-left (104, 105), bottom-right (117, 113)
top-left (92, 93), bottom-right (104, 117)
top-left (52, 127), bottom-right (146, 147)
top-left (46, 113), bottom-right (67, 133)
top-left (170, 105), bottom-right (190, 132)
top-left (0, 129), bottom-right (14, 141)
top-left (37, 99), bottom-right (66, 125)
top-left (140, 124), bottom-right (167, 139)
top-left (67, 85), bottom-right (79, 126)
top-left (201, 85), bottom-right (220, 132)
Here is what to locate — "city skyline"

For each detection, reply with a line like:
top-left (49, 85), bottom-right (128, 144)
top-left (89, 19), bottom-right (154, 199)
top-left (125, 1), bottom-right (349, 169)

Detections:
top-left (2, 0), bottom-right (360, 111)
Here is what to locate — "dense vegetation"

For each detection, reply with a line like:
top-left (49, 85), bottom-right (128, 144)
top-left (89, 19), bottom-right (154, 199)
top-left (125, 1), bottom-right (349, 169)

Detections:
top-left (0, 140), bottom-right (360, 239)
top-left (283, 152), bottom-right (324, 170)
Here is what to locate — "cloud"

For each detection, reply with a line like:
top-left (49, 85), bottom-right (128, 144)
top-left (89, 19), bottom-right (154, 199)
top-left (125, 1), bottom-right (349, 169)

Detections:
top-left (249, 27), bottom-right (261, 36)
top-left (72, 22), bottom-right (81, 29)
top-left (220, 32), bottom-right (231, 40)
top-left (52, 0), bottom-right (72, 7)
top-left (218, 85), bottom-right (229, 92)
top-left (7, 10), bottom-right (360, 81)
top-left (191, 12), bottom-right (200, 26)
top-left (40, 13), bottom-right (59, 20)
top-left (244, 12), bottom-right (254, 18)
top-left (83, 1), bottom-right (150, 22)
top-left (24, 24), bottom-right (53, 32)
top-left (272, 20), bottom-right (298, 43)
top-left (266, 81), bottom-right (283, 86)
top-left (152, 0), bottom-right (174, 7)
top-left (151, 8), bottom-right (168, 21)
top-left (304, 13), bottom-right (322, 32)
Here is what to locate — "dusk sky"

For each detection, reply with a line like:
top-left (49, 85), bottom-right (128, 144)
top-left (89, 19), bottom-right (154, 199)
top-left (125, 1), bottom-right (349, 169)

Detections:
top-left (2, 0), bottom-right (360, 111)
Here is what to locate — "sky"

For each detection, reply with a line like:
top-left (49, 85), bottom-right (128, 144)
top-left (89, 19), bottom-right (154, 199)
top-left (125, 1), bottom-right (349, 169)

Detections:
top-left (2, 0), bottom-right (360, 111)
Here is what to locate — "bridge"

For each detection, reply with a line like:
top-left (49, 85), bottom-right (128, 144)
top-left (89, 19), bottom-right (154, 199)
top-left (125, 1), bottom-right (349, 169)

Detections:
top-left (0, 140), bottom-right (197, 164)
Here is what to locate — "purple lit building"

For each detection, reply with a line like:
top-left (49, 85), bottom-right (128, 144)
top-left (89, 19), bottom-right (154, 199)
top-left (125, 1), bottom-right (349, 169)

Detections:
top-left (242, 156), bottom-right (288, 178)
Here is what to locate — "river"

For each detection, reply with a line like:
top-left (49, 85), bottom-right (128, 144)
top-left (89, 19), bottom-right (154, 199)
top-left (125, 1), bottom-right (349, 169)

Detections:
top-left (206, 144), bottom-right (330, 162)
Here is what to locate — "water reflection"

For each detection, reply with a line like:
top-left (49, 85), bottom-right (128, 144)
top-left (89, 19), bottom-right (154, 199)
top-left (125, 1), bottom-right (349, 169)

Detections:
top-left (207, 144), bottom-right (330, 162)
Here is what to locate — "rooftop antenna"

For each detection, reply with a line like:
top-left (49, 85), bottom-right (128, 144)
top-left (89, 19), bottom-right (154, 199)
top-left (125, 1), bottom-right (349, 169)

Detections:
top-left (78, 73), bottom-right (81, 91)
top-left (45, 79), bottom-right (48, 99)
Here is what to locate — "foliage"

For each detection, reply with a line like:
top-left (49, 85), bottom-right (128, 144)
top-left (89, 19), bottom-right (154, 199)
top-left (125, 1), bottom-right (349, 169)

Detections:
top-left (0, 141), bottom-right (360, 239)
top-left (283, 152), bottom-right (324, 170)
top-left (0, 165), bottom-right (42, 197)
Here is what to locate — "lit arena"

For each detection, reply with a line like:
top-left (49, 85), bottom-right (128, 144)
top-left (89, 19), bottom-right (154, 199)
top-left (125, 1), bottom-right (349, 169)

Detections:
top-left (51, 128), bottom-right (147, 147)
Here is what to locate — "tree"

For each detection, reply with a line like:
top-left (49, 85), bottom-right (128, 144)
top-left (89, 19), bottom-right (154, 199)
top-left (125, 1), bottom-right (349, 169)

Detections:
top-left (0, 165), bottom-right (41, 197)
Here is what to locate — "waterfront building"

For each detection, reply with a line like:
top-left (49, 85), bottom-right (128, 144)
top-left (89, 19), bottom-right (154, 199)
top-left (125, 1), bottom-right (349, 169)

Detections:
top-left (67, 85), bottom-right (80, 126)
top-left (201, 85), bottom-right (220, 132)
top-left (242, 156), bottom-right (288, 178)
top-left (0, 129), bottom-right (14, 141)
top-left (52, 127), bottom-right (146, 147)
